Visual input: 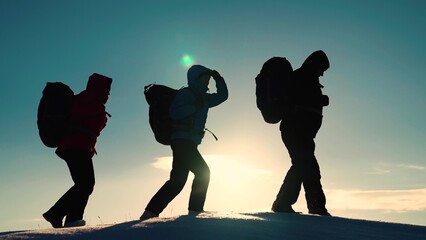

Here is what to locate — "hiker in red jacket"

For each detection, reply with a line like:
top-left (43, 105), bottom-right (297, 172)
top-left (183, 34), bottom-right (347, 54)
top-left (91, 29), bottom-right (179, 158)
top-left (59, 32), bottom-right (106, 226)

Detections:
top-left (43, 73), bottom-right (112, 228)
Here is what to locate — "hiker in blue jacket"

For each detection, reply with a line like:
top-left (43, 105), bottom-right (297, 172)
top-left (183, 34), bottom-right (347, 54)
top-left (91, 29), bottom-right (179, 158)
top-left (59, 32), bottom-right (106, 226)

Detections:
top-left (140, 65), bottom-right (228, 220)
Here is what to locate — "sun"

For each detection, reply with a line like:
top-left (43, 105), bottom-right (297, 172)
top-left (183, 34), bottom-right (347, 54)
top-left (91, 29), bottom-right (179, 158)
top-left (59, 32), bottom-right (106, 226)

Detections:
top-left (150, 154), bottom-right (276, 214)
top-left (181, 54), bottom-right (194, 67)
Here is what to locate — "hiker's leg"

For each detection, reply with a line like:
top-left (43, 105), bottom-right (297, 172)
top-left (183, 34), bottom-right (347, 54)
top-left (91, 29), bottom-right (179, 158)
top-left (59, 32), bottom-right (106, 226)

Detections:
top-left (145, 140), bottom-right (190, 215)
top-left (188, 147), bottom-right (210, 212)
top-left (302, 153), bottom-right (327, 214)
top-left (45, 150), bottom-right (94, 222)
top-left (273, 130), bottom-right (303, 211)
top-left (64, 151), bottom-right (95, 223)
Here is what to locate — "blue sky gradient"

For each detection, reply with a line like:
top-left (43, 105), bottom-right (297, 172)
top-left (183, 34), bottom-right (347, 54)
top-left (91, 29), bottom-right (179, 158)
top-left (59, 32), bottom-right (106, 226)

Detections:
top-left (1, 0), bottom-right (425, 231)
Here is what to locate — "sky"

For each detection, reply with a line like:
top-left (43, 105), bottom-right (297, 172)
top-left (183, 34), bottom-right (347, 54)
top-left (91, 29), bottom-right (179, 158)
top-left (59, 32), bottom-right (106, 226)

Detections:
top-left (0, 0), bottom-right (425, 231)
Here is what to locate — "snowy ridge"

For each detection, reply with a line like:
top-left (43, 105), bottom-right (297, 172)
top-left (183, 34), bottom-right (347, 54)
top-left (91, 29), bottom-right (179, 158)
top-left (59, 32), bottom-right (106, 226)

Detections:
top-left (1, 212), bottom-right (425, 240)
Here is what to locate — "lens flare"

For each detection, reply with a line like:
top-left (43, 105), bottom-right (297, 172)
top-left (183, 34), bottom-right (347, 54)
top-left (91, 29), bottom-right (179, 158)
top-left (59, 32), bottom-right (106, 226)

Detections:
top-left (181, 54), bottom-right (194, 67)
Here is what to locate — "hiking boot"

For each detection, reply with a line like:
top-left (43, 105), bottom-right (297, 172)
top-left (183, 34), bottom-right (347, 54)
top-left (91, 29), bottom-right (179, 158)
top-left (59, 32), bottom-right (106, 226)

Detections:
top-left (43, 212), bottom-right (63, 228)
top-left (139, 210), bottom-right (159, 221)
top-left (64, 220), bottom-right (86, 228)
top-left (309, 209), bottom-right (332, 216)
top-left (188, 210), bottom-right (203, 216)
top-left (271, 201), bottom-right (296, 213)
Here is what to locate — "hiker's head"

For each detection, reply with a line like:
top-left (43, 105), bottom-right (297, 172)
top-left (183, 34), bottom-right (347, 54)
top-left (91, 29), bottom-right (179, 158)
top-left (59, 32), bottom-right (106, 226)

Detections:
top-left (187, 65), bottom-right (211, 92)
top-left (301, 50), bottom-right (329, 77)
top-left (87, 73), bottom-right (112, 104)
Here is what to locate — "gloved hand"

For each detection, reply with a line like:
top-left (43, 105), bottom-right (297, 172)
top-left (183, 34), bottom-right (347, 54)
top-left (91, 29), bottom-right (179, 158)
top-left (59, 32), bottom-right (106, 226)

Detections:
top-left (321, 95), bottom-right (329, 106)
top-left (210, 70), bottom-right (223, 82)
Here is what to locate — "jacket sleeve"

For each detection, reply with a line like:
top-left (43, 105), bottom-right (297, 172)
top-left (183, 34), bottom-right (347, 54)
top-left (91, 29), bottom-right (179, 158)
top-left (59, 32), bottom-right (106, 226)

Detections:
top-left (170, 88), bottom-right (197, 120)
top-left (206, 78), bottom-right (228, 108)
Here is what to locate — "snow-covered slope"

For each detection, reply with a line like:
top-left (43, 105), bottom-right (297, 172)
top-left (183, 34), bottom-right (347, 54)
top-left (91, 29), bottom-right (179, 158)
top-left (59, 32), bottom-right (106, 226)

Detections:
top-left (1, 212), bottom-right (425, 240)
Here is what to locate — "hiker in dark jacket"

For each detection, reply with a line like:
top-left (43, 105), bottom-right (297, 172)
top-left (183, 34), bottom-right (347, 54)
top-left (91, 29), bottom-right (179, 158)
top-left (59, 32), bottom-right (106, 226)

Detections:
top-left (43, 73), bottom-right (112, 228)
top-left (140, 65), bottom-right (228, 220)
top-left (272, 50), bottom-right (331, 216)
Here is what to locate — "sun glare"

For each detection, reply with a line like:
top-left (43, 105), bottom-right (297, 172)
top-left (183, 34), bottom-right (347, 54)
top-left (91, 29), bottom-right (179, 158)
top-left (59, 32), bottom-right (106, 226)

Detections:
top-left (152, 155), bottom-right (272, 184)
top-left (151, 154), bottom-right (277, 213)
top-left (181, 54), bottom-right (194, 67)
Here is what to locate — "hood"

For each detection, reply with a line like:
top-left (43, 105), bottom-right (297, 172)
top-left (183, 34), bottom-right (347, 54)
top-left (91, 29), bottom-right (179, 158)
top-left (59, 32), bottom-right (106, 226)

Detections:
top-left (187, 65), bottom-right (211, 93)
top-left (86, 73), bottom-right (112, 104)
top-left (87, 73), bottom-right (112, 93)
top-left (301, 50), bottom-right (330, 73)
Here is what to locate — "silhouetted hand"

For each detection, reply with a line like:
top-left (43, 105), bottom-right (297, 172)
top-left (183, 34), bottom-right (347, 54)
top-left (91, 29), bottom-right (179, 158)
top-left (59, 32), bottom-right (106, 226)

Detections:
top-left (322, 95), bottom-right (329, 106)
top-left (210, 70), bottom-right (223, 82)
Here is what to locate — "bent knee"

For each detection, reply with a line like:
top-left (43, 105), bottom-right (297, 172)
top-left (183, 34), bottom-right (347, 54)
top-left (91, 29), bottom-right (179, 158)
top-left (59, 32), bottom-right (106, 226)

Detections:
top-left (167, 178), bottom-right (187, 192)
top-left (204, 166), bottom-right (211, 177)
top-left (77, 181), bottom-right (95, 195)
top-left (195, 166), bottom-right (210, 182)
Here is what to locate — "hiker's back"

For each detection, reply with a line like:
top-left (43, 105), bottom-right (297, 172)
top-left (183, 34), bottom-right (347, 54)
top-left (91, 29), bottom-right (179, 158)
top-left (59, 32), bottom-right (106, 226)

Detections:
top-left (56, 90), bottom-right (105, 155)
top-left (56, 73), bottom-right (112, 156)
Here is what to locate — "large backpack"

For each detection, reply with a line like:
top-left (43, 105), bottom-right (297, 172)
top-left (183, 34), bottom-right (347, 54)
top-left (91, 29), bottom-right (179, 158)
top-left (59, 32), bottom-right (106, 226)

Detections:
top-left (37, 82), bottom-right (75, 147)
top-left (144, 84), bottom-right (178, 145)
top-left (255, 57), bottom-right (293, 124)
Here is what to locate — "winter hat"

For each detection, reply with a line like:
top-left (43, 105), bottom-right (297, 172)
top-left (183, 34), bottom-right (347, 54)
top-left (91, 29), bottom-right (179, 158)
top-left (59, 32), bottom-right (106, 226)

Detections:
top-left (187, 65), bottom-right (211, 84)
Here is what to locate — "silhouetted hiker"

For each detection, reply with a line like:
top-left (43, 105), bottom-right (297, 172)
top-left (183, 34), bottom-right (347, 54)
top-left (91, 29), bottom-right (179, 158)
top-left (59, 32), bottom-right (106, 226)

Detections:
top-left (272, 50), bottom-right (331, 216)
top-left (43, 73), bottom-right (112, 228)
top-left (140, 65), bottom-right (228, 221)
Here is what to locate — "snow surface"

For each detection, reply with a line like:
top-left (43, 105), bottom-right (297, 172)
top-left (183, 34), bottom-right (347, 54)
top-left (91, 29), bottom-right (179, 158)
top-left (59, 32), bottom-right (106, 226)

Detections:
top-left (0, 212), bottom-right (425, 240)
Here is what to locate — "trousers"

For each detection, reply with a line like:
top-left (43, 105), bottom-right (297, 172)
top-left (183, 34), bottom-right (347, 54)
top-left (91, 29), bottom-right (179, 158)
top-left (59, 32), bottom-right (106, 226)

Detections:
top-left (275, 112), bottom-right (327, 213)
top-left (46, 150), bottom-right (95, 223)
top-left (146, 139), bottom-right (210, 215)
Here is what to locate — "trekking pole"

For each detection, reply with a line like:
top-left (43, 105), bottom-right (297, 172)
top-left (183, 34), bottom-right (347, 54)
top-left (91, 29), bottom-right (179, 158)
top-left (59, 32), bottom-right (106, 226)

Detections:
top-left (205, 128), bottom-right (218, 141)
